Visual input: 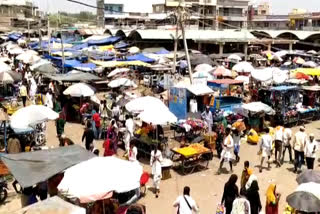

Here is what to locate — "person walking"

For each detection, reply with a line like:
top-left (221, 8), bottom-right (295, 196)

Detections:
top-left (55, 113), bottom-right (66, 139)
top-left (232, 128), bottom-right (241, 163)
top-left (265, 184), bottom-right (281, 214)
top-left (104, 121), bottom-right (117, 157)
top-left (240, 161), bottom-right (251, 195)
top-left (246, 180), bottom-right (262, 214)
top-left (173, 186), bottom-right (199, 214)
top-left (281, 127), bottom-right (293, 164)
top-left (82, 121), bottom-right (95, 150)
top-left (259, 128), bottom-right (273, 173)
top-left (125, 115), bottom-right (135, 153)
top-left (221, 174), bottom-right (239, 214)
top-left (218, 127), bottom-right (234, 174)
top-left (92, 109), bottom-right (101, 139)
top-left (150, 144), bottom-right (163, 198)
top-left (19, 81), bottom-right (28, 107)
top-left (129, 141), bottom-right (138, 162)
top-left (293, 126), bottom-right (307, 173)
top-left (274, 126), bottom-right (284, 167)
top-left (201, 106), bottom-right (213, 133)
top-left (305, 133), bottom-right (317, 170)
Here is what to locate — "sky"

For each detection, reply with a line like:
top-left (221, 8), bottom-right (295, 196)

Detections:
top-left (32, 0), bottom-right (320, 14)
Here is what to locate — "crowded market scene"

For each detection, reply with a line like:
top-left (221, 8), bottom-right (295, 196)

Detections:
top-left (0, 0), bottom-right (320, 214)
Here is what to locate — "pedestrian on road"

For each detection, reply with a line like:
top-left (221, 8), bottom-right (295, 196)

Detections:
top-left (259, 128), bottom-right (273, 173)
top-left (221, 174), bottom-right (239, 214)
top-left (201, 106), bottom-right (213, 133)
top-left (150, 144), bottom-right (163, 198)
top-left (125, 115), bottom-right (135, 153)
top-left (274, 126), bottom-right (284, 167)
top-left (19, 81), bottom-right (28, 107)
top-left (240, 161), bottom-right (251, 195)
top-left (173, 186), bottom-right (199, 214)
top-left (293, 126), bottom-right (307, 173)
top-left (281, 127), bottom-right (293, 164)
top-left (246, 180), bottom-right (262, 214)
top-left (218, 127), bottom-right (234, 174)
top-left (232, 127), bottom-right (241, 163)
top-left (82, 121), bottom-right (95, 150)
top-left (265, 184), bottom-right (281, 214)
top-left (305, 133), bottom-right (317, 170)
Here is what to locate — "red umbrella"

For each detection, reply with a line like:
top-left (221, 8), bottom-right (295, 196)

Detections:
top-left (295, 72), bottom-right (311, 80)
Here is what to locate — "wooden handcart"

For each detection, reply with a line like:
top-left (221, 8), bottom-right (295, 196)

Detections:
top-left (171, 145), bottom-right (211, 175)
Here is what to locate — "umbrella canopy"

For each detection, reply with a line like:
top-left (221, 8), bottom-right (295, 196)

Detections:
top-left (0, 71), bottom-right (14, 83)
top-left (286, 182), bottom-right (320, 213)
top-left (108, 68), bottom-right (130, 78)
top-left (283, 61), bottom-right (292, 66)
top-left (232, 62), bottom-right (254, 73)
top-left (293, 57), bottom-right (305, 65)
top-left (138, 106), bottom-right (177, 125)
top-left (307, 50), bottom-right (317, 55)
top-left (275, 50), bottom-right (288, 57)
top-left (10, 105), bottom-right (59, 130)
top-left (235, 75), bottom-right (250, 83)
top-left (213, 66), bottom-right (231, 77)
top-left (128, 46), bottom-right (140, 54)
top-left (126, 96), bottom-right (166, 113)
top-left (58, 157), bottom-right (143, 203)
top-left (240, 102), bottom-right (275, 116)
top-left (190, 53), bottom-right (215, 66)
top-left (193, 70), bottom-right (215, 81)
top-left (30, 59), bottom-right (51, 70)
top-left (0, 62), bottom-right (11, 72)
top-left (63, 83), bottom-right (95, 97)
top-left (303, 61), bottom-right (317, 68)
top-left (21, 54), bottom-right (41, 64)
top-left (194, 63), bottom-right (214, 73)
top-left (32, 63), bottom-right (59, 74)
top-left (8, 47), bottom-right (24, 55)
top-left (108, 78), bottom-right (137, 88)
top-left (228, 54), bottom-right (242, 61)
top-left (296, 170), bottom-right (320, 184)
top-left (16, 50), bottom-right (39, 61)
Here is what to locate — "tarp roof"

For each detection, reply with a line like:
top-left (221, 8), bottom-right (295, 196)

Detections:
top-left (91, 59), bottom-right (150, 68)
top-left (187, 84), bottom-right (214, 96)
top-left (291, 68), bottom-right (320, 76)
top-left (13, 196), bottom-right (85, 214)
top-left (1, 145), bottom-right (95, 188)
top-left (270, 85), bottom-right (298, 91)
top-left (43, 72), bottom-right (101, 82)
top-left (126, 53), bottom-right (155, 63)
top-left (88, 36), bottom-right (121, 46)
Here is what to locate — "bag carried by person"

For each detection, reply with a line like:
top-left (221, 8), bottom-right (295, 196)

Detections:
top-left (216, 203), bottom-right (226, 214)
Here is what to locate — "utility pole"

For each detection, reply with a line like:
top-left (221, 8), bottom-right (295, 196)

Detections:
top-left (179, 4), bottom-right (193, 84)
top-left (48, 17), bottom-right (51, 56)
top-left (171, 8), bottom-right (181, 74)
top-left (38, 19), bottom-right (42, 52)
top-left (27, 20), bottom-right (30, 42)
top-left (61, 32), bottom-right (65, 73)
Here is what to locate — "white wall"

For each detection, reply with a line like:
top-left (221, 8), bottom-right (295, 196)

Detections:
top-left (104, 0), bottom-right (165, 13)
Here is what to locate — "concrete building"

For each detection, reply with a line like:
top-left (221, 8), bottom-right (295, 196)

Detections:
top-left (289, 9), bottom-right (320, 31)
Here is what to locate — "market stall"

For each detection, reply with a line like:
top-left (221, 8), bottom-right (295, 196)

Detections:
top-left (171, 143), bottom-right (211, 175)
top-left (300, 86), bottom-right (320, 121)
top-left (258, 86), bottom-right (300, 126)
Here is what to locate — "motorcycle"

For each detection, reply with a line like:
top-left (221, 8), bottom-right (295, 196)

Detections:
top-left (0, 177), bottom-right (8, 203)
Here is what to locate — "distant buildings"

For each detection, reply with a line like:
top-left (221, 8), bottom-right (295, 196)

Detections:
top-left (289, 9), bottom-right (320, 30)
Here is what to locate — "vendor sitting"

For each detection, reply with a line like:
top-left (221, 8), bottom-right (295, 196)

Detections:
top-left (136, 122), bottom-right (153, 137)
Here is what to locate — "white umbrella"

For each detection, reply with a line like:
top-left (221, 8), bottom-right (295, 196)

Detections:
top-left (20, 54), bottom-right (41, 64)
top-left (8, 47), bottom-right (24, 55)
top-left (10, 105), bottom-right (59, 130)
top-left (63, 83), bottom-right (95, 97)
top-left (235, 75), bottom-right (250, 83)
top-left (108, 78), bottom-right (137, 88)
top-left (193, 70), bottom-right (215, 81)
top-left (228, 54), bottom-right (242, 61)
top-left (128, 46), bottom-right (140, 54)
top-left (194, 63), bottom-right (214, 73)
top-left (0, 72), bottom-right (14, 83)
top-left (303, 61), bottom-right (318, 68)
top-left (251, 68), bottom-right (273, 82)
top-left (58, 157), bottom-right (143, 203)
top-left (275, 50), bottom-right (288, 57)
top-left (138, 106), bottom-right (177, 125)
top-left (240, 102), bottom-right (275, 117)
top-left (232, 62), bottom-right (254, 73)
top-left (307, 50), bottom-right (317, 55)
top-left (126, 96), bottom-right (166, 113)
top-left (0, 62), bottom-right (11, 72)
top-left (0, 57), bottom-right (10, 63)
top-left (284, 61), bottom-right (292, 66)
top-left (272, 68), bottom-right (289, 84)
top-left (30, 59), bottom-right (51, 71)
top-left (107, 68), bottom-right (130, 78)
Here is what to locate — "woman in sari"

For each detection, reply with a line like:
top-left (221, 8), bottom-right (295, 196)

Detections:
top-left (104, 120), bottom-right (117, 156)
top-left (266, 184), bottom-right (281, 214)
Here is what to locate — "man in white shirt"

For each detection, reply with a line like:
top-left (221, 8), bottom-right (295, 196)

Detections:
top-left (125, 115), bottom-right (135, 153)
top-left (293, 126), bottom-right (307, 173)
top-left (274, 126), bottom-right (284, 167)
top-left (45, 89), bottom-right (53, 109)
top-left (259, 128), bottom-right (273, 173)
top-left (201, 106), bottom-right (213, 133)
top-left (305, 133), bottom-right (317, 170)
top-left (282, 128), bottom-right (293, 164)
top-left (173, 186), bottom-right (199, 214)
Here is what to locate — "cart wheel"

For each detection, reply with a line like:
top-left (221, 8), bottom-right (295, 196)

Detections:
top-left (35, 133), bottom-right (46, 146)
top-left (182, 160), bottom-right (195, 175)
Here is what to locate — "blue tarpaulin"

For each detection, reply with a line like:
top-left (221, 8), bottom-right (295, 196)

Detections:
top-left (75, 63), bottom-right (96, 71)
top-left (270, 86), bottom-right (297, 91)
top-left (155, 49), bottom-right (170, 55)
top-left (64, 60), bottom-right (81, 68)
top-left (114, 41), bottom-right (129, 49)
top-left (91, 55), bottom-right (114, 61)
top-left (8, 33), bottom-right (22, 41)
top-left (65, 43), bottom-right (88, 51)
top-left (88, 36), bottom-right (121, 46)
top-left (126, 53), bottom-right (155, 63)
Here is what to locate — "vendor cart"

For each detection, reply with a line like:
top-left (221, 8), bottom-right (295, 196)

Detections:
top-left (301, 86), bottom-right (320, 120)
top-left (171, 144), bottom-right (211, 175)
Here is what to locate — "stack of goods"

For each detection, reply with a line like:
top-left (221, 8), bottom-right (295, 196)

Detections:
top-left (174, 143), bottom-right (209, 157)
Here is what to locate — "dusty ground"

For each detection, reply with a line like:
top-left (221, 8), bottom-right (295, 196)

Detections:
top-left (1, 120), bottom-right (320, 214)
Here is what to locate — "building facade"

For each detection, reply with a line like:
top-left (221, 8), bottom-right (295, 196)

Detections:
top-left (289, 9), bottom-right (320, 31)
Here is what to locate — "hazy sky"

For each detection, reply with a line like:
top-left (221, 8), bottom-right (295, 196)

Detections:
top-left (32, 0), bottom-right (320, 14)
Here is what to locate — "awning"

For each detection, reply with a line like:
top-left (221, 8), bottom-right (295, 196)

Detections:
top-left (1, 145), bottom-right (95, 188)
top-left (88, 36), bottom-right (121, 46)
top-left (126, 53), bottom-right (155, 63)
top-left (43, 72), bottom-right (101, 82)
top-left (291, 68), bottom-right (320, 76)
top-left (91, 60), bottom-right (150, 68)
top-left (187, 84), bottom-right (214, 96)
top-left (13, 196), bottom-right (85, 214)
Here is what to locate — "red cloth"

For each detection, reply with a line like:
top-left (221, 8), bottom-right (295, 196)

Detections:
top-left (103, 139), bottom-right (114, 156)
top-left (92, 113), bottom-right (101, 127)
top-left (140, 172), bottom-right (149, 186)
